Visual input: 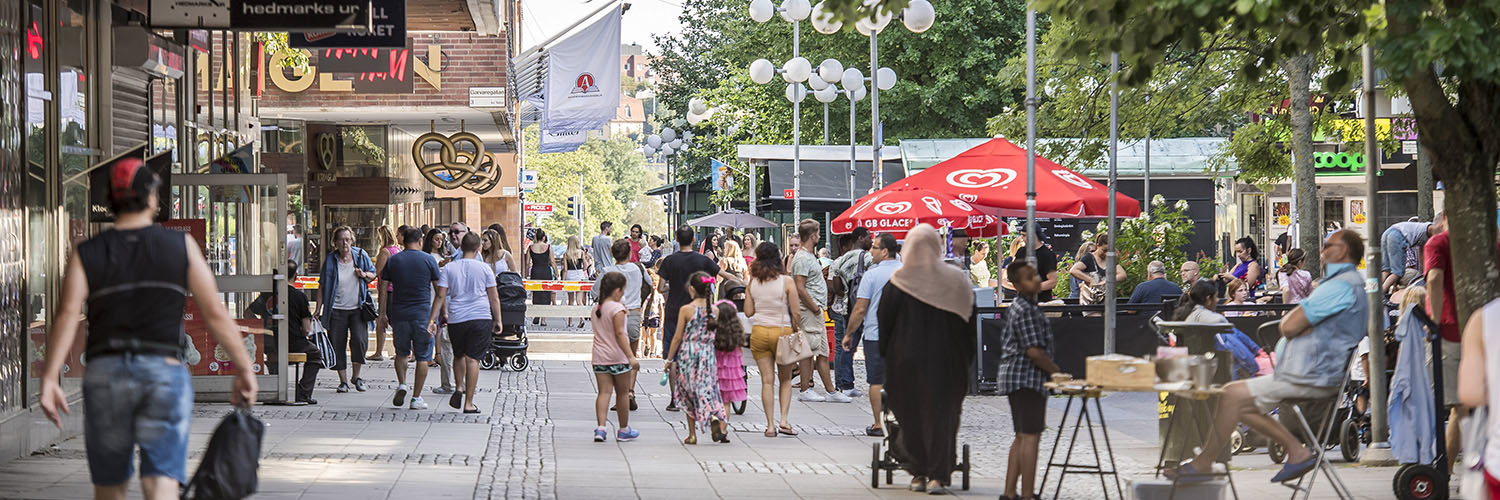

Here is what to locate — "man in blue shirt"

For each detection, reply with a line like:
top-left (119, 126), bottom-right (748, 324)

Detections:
top-left (1129, 261), bottom-right (1182, 305)
top-left (1171, 229), bottom-right (1368, 484)
top-left (379, 227), bottom-right (441, 410)
top-left (841, 232), bottom-right (901, 437)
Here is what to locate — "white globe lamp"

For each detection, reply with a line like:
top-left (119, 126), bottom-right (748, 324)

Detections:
top-left (807, 74), bottom-right (828, 91)
top-left (689, 97), bottom-right (708, 115)
top-left (810, 2), bottom-right (842, 34)
top-left (852, 85), bottom-right (867, 102)
top-left (781, 57), bottom-right (812, 83)
top-left (840, 67), bottom-right (864, 91)
top-left (647, 135), bottom-right (662, 148)
top-left (669, 138), bottom-right (683, 150)
top-left (779, 0), bottom-right (811, 22)
top-left (748, 0), bottom-right (775, 23)
top-left (749, 59), bottom-right (776, 84)
top-left (876, 67), bottom-right (897, 90)
top-left (818, 59), bottom-right (844, 83)
top-left (661, 127), bottom-right (677, 142)
top-left (903, 0), bottom-right (936, 33)
top-left (784, 83), bottom-right (806, 103)
top-left (814, 85), bottom-right (839, 103)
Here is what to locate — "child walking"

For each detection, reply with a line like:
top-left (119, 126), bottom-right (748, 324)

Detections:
top-left (592, 272), bottom-right (641, 442)
top-left (998, 260), bottom-right (1062, 500)
top-left (665, 272), bottom-right (728, 445)
top-left (713, 300), bottom-right (748, 442)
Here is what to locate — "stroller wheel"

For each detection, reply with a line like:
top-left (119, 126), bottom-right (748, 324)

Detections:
top-left (508, 353), bottom-right (529, 371)
top-left (479, 352), bottom-right (500, 370)
top-left (1392, 464), bottom-right (1444, 500)
top-left (1269, 441), bottom-right (1287, 464)
top-left (1340, 418), bottom-right (1363, 462)
top-left (1229, 429), bottom-right (1245, 455)
top-left (732, 400), bottom-right (746, 415)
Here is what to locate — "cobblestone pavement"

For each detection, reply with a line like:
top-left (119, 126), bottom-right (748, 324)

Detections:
top-left (0, 354), bottom-right (1428, 499)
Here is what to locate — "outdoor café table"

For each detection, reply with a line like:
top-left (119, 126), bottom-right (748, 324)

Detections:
top-left (1039, 381), bottom-right (1240, 500)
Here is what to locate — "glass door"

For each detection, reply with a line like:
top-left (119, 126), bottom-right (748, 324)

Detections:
top-left (172, 173), bottom-right (290, 402)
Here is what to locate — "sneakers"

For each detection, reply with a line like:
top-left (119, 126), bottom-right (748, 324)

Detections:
top-left (409, 397), bottom-right (428, 410)
top-left (797, 389), bottom-right (827, 402)
top-left (353, 377), bottom-right (368, 392)
top-left (337, 382), bottom-right (351, 393)
top-left (594, 428), bottom-right (608, 442)
top-left (431, 386), bottom-right (455, 395)
top-left (825, 391), bottom-right (853, 403)
top-left (843, 388), bottom-right (864, 398)
top-left (617, 427), bottom-right (640, 442)
top-left (393, 384), bottom-right (409, 407)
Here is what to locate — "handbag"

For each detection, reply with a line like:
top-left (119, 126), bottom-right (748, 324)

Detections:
top-left (310, 319), bottom-right (336, 368)
top-left (775, 278), bottom-right (814, 365)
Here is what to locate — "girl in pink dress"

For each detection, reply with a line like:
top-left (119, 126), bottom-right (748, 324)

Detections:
top-left (713, 300), bottom-right (748, 442)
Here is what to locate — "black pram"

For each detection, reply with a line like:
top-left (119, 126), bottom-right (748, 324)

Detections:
top-left (481, 271), bottom-right (530, 371)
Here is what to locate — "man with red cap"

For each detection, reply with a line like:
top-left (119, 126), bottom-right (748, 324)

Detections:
top-left (37, 157), bottom-right (257, 499)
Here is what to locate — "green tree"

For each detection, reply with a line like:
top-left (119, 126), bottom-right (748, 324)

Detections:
top-left (1038, 0), bottom-right (1500, 334)
top-left (580, 136), bottom-right (651, 213)
top-left (522, 127), bottom-right (627, 242)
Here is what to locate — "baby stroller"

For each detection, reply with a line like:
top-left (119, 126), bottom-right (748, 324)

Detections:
top-left (869, 390), bottom-right (972, 490)
top-left (482, 271), bottom-right (530, 371)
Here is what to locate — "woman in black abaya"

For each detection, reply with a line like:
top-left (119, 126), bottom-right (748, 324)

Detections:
top-left (878, 224), bottom-right (976, 494)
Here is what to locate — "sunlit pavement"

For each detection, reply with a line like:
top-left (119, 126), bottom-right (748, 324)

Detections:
top-left (0, 353), bottom-right (1430, 499)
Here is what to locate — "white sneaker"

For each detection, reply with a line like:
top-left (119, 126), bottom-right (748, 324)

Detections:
top-left (825, 391), bottom-right (853, 403)
top-left (393, 384), bottom-right (409, 407)
top-left (844, 388), bottom-right (864, 398)
top-left (798, 389), bottom-right (827, 402)
top-left (409, 397), bottom-right (429, 410)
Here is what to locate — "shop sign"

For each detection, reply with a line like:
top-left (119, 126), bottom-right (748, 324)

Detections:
top-left (312, 42), bottom-right (410, 73)
top-left (149, 0), bottom-right (373, 32)
top-left (520, 169), bottom-right (538, 191)
top-left (256, 42), bottom-right (438, 95)
top-left (290, 0), bottom-right (405, 48)
top-left (412, 130), bottom-right (503, 194)
top-left (1313, 151), bottom-right (1370, 176)
top-left (469, 87), bottom-right (507, 108)
top-left (88, 146), bottom-right (173, 223)
top-left (524, 203), bottom-right (554, 213)
top-left (783, 189), bottom-right (796, 199)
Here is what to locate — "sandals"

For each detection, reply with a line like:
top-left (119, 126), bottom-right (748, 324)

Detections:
top-left (764, 427), bottom-right (778, 438)
top-left (683, 436), bottom-right (697, 445)
top-left (777, 423), bottom-right (798, 436)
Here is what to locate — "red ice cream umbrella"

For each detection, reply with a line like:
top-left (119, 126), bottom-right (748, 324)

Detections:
top-left (887, 137), bottom-right (1140, 218)
top-left (832, 185), bottom-right (1007, 237)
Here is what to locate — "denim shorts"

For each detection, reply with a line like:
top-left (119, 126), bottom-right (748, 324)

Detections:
top-left (83, 353), bottom-right (194, 486)
top-left (392, 319), bottom-right (435, 361)
top-left (863, 339), bottom-right (886, 385)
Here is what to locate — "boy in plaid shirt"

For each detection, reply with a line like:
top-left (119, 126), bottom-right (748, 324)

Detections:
top-left (997, 260), bottom-right (1063, 500)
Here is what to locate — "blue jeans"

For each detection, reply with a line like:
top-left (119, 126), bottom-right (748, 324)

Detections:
top-left (83, 353), bottom-right (193, 485)
top-left (831, 311), bottom-right (860, 391)
top-left (1380, 228), bottom-right (1410, 275)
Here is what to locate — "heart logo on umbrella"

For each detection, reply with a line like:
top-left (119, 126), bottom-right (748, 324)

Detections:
top-left (1052, 169), bottom-right (1095, 189)
top-left (412, 131), bottom-right (486, 190)
top-left (873, 201), bottom-right (911, 215)
top-left (946, 167), bottom-right (1017, 189)
top-left (960, 193), bottom-right (979, 203)
top-left (922, 196), bottom-right (943, 213)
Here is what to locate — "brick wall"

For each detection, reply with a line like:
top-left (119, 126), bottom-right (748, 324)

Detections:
top-left (256, 33), bottom-right (508, 108)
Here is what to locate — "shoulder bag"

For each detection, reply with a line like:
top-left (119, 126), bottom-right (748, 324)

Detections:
top-left (775, 277), bottom-right (814, 365)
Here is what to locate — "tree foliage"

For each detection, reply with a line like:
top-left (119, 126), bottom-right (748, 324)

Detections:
top-left (651, 0), bottom-right (1028, 201)
top-left (523, 127), bottom-right (651, 241)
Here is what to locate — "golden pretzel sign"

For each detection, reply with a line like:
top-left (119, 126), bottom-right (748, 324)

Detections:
top-left (412, 130), bottom-right (502, 193)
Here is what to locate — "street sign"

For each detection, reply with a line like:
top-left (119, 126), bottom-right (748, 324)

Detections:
top-left (469, 87), bottom-right (507, 108)
top-left (149, 0), bottom-right (373, 32)
top-left (520, 169), bottom-right (539, 191)
top-left (783, 189), bottom-right (796, 199)
top-left (290, 0), bottom-right (405, 48)
top-left (524, 203), bottom-right (554, 213)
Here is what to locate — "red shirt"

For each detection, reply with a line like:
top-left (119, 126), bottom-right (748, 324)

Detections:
top-left (1424, 232), bottom-right (1500, 342)
top-left (628, 239), bottom-right (642, 263)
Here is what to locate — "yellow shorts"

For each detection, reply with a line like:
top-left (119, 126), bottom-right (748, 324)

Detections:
top-left (750, 325), bottom-right (791, 360)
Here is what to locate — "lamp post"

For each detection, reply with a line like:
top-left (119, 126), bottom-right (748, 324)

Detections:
top-left (749, 0), bottom-right (815, 223)
top-left (641, 99), bottom-right (713, 229)
top-left (811, 59), bottom-right (879, 205)
top-left (831, 0), bottom-right (934, 192)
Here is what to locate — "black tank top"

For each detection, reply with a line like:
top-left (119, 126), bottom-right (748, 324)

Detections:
top-left (77, 225), bottom-right (189, 359)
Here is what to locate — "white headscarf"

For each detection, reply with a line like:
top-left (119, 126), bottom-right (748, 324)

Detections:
top-left (891, 224), bottom-right (974, 319)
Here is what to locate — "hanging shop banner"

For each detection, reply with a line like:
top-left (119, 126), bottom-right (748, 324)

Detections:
top-left (538, 129), bottom-right (588, 154)
top-left (542, 11), bottom-right (621, 133)
top-left (88, 146), bottom-right (174, 223)
top-left (711, 158), bottom-right (733, 191)
top-left (150, 0), bottom-right (373, 32)
top-left (290, 0), bottom-right (405, 48)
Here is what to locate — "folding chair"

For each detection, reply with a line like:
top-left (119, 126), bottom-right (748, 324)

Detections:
top-left (1277, 351), bottom-right (1356, 500)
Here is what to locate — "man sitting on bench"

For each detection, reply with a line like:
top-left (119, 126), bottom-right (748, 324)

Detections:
top-left (1170, 229), bottom-right (1369, 484)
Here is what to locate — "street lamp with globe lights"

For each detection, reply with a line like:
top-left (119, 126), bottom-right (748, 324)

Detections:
top-left (641, 100), bottom-right (714, 228)
top-left (846, 0), bottom-right (932, 191)
top-left (747, 0), bottom-right (815, 222)
top-left (812, 58), bottom-right (877, 205)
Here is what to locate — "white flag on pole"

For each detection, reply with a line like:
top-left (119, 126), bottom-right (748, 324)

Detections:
top-left (539, 129), bottom-right (589, 154)
top-left (542, 10), bottom-right (621, 134)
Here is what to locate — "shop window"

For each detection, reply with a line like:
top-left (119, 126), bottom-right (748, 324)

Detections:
top-left (259, 120), bottom-right (304, 154)
top-left (335, 125), bottom-right (388, 178)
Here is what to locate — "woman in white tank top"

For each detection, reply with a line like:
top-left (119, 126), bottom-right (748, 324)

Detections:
top-left (1458, 298), bottom-right (1500, 492)
top-left (742, 242), bottom-right (803, 438)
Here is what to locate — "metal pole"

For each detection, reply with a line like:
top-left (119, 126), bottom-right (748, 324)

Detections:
top-left (1024, 8), bottom-right (1037, 267)
top-left (749, 160), bottom-right (757, 216)
top-left (578, 172), bottom-right (585, 238)
top-left (1144, 131), bottom-right (1151, 212)
top-left (849, 92), bottom-right (857, 206)
top-left (870, 30), bottom-right (882, 192)
top-left (1362, 43), bottom-right (1391, 446)
top-left (823, 103), bottom-right (830, 144)
top-left (1105, 52), bottom-right (1120, 354)
top-left (793, 22), bottom-right (802, 223)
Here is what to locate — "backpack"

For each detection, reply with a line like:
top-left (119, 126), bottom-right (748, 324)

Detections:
top-left (635, 263), bottom-right (654, 308)
top-left (844, 251), bottom-right (870, 314)
top-left (183, 409), bottom-right (264, 500)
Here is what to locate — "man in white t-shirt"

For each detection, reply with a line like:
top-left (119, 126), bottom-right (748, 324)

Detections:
top-left (428, 232), bottom-right (501, 414)
top-left (591, 221), bottom-right (615, 277)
